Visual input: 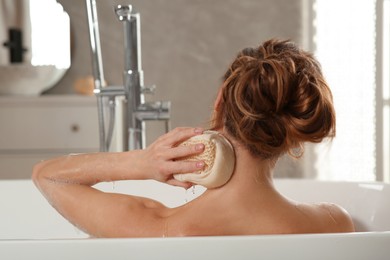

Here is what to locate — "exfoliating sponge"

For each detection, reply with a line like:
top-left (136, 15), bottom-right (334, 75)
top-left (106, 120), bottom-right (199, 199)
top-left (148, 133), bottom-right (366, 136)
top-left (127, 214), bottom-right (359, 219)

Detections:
top-left (173, 131), bottom-right (235, 188)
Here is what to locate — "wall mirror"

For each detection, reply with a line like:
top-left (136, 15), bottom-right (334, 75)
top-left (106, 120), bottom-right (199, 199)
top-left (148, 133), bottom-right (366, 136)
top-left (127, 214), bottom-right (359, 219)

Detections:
top-left (0, 0), bottom-right (70, 95)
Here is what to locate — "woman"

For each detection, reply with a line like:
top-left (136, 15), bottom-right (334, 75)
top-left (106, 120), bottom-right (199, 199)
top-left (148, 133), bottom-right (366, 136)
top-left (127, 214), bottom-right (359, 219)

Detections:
top-left (32, 39), bottom-right (355, 237)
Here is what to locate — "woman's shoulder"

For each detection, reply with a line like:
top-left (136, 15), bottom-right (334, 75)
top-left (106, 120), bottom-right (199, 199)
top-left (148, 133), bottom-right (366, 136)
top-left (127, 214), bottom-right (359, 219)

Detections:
top-left (308, 202), bottom-right (355, 233)
top-left (165, 195), bottom-right (356, 236)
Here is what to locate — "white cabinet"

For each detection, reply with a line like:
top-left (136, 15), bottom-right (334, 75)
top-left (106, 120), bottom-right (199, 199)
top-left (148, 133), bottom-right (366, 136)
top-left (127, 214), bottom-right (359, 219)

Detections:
top-left (0, 95), bottom-right (99, 179)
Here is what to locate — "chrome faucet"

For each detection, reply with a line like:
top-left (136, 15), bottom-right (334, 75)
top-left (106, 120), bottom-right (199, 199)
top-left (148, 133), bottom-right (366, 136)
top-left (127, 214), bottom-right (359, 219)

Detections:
top-left (86, 1), bottom-right (170, 152)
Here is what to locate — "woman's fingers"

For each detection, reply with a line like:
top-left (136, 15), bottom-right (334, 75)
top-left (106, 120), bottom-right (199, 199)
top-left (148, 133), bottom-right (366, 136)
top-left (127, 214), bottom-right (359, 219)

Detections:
top-left (143, 127), bottom-right (206, 186)
top-left (165, 143), bottom-right (205, 160)
top-left (163, 160), bottom-right (205, 176)
top-left (166, 179), bottom-right (193, 189)
top-left (158, 127), bottom-right (203, 146)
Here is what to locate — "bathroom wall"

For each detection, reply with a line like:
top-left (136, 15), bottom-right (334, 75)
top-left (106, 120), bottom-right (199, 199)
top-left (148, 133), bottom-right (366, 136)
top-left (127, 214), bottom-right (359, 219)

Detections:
top-left (52, 0), bottom-right (313, 177)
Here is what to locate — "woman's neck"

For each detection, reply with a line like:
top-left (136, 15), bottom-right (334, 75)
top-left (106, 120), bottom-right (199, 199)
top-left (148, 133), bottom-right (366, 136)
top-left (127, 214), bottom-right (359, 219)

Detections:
top-left (206, 131), bottom-right (276, 196)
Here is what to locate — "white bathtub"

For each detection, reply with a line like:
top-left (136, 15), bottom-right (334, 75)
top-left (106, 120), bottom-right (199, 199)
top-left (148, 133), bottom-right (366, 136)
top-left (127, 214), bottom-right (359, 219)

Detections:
top-left (1, 179), bottom-right (389, 260)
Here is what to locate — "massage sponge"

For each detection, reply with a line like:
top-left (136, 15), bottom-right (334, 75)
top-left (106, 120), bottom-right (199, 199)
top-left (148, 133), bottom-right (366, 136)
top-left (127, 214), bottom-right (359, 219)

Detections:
top-left (173, 131), bottom-right (235, 188)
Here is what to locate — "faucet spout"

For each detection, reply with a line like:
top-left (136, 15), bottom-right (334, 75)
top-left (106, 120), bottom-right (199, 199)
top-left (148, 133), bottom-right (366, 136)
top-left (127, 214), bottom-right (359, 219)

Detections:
top-left (115, 5), bottom-right (170, 150)
top-left (86, 1), bottom-right (171, 152)
top-left (116, 5), bottom-right (144, 150)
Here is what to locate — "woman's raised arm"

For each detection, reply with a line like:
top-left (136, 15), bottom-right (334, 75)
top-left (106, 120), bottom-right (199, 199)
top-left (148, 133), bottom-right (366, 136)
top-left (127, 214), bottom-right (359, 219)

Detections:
top-left (31, 127), bottom-right (205, 237)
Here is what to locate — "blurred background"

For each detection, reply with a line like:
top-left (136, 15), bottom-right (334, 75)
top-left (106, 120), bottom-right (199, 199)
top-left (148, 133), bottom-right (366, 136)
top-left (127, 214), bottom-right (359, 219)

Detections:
top-left (0, 0), bottom-right (388, 183)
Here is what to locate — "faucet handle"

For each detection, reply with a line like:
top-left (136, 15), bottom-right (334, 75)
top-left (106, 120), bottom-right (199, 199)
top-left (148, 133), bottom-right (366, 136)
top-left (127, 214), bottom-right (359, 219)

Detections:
top-left (115, 5), bottom-right (133, 21)
top-left (141, 84), bottom-right (156, 95)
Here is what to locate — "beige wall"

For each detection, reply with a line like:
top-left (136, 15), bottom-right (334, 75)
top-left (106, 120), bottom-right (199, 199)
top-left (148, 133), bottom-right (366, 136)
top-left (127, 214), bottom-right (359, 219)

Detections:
top-left (53, 0), bottom-right (306, 125)
top-left (51, 0), bottom-right (311, 177)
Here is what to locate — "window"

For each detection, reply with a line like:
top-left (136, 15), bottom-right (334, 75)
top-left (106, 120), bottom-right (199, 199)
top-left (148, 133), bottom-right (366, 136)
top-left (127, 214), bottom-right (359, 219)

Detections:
top-left (313, 0), bottom-right (389, 181)
top-left (379, 0), bottom-right (390, 182)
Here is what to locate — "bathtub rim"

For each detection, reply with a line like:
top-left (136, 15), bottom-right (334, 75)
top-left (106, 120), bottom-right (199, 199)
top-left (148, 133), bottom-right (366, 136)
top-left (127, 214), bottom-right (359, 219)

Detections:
top-left (0, 230), bottom-right (389, 241)
top-left (1, 231), bottom-right (389, 260)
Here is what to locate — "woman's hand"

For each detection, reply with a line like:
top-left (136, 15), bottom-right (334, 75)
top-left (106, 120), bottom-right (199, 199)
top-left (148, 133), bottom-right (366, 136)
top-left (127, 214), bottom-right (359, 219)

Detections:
top-left (139, 127), bottom-right (205, 189)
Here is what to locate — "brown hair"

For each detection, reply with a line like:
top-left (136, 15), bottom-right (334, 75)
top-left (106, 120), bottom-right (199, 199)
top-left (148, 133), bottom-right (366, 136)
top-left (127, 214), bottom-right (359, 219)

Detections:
top-left (212, 39), bottom-right (335, 159)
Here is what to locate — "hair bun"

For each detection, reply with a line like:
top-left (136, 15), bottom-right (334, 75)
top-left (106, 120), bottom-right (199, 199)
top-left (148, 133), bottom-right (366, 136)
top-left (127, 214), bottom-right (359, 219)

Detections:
top-left (213, 39), bottom-right (335, 159)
